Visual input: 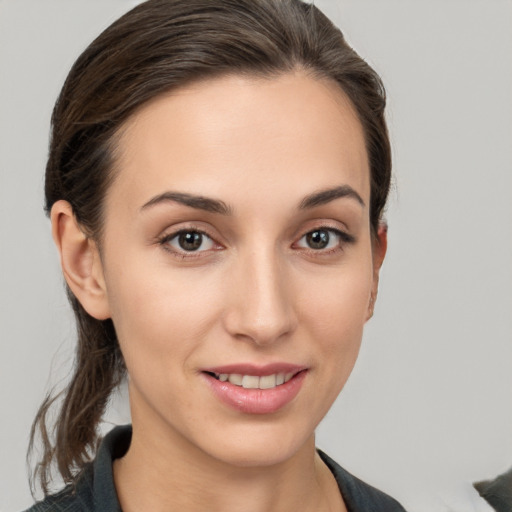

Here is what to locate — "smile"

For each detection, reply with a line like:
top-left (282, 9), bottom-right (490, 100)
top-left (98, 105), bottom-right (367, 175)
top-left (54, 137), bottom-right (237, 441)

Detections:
top-left (202, 364), bottom-right (307, 414)
top-left (209, 372), bottom-right (296, 389)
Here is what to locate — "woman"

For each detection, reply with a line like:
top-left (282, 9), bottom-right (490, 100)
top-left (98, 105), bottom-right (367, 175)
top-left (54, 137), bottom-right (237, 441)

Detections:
top-left (26, 0), bottom-right (405, 510)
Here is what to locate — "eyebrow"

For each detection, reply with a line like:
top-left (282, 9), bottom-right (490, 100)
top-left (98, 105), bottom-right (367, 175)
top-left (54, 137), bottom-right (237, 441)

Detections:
top-left (141, 191), bottom-right (232, 215)
top-left (141, 184), bottom-right (364, 215)
top-left (299, 185), bottom-right (365, 209)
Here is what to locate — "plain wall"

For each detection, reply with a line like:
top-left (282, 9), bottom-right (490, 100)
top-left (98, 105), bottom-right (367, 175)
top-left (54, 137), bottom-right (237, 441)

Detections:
top-left (1, 1), bottom-right (510, 510)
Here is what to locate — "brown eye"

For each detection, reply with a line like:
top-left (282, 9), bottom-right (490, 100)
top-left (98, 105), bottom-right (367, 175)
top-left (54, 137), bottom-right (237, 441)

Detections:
top-left (178, 232), bottom-right (203, 251)
top-left (305, 230), bottom-right (330, 249)
top-left (166, 231), bottom-right (215, 252)
top-left (295, 228), bottom-right (352, 252)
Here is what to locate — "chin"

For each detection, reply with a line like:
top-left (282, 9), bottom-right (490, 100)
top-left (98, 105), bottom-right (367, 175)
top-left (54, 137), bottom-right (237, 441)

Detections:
top-left (192, 419), bottom-right (316, 469)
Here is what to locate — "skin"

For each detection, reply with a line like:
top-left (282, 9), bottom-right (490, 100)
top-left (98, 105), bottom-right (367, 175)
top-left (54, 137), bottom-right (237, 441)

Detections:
top-left (52, 71), bottom-right (387, 512)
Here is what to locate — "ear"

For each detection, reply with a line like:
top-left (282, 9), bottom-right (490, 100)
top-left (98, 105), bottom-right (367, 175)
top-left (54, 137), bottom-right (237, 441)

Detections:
top-left (51, 200), bottom-right (111, 320)
top-left (367, 222), bottom-right (388, 321)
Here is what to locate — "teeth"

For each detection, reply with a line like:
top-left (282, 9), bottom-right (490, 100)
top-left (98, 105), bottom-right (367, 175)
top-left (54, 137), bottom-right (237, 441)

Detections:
top-left (215, 371), bottom-right (298, 389)
top-left (259, 374), bottom-right (277, 389)
top-left (242, 375), bottom-right (260, 389)
top-left (228, 374), bottom-right (243, 386)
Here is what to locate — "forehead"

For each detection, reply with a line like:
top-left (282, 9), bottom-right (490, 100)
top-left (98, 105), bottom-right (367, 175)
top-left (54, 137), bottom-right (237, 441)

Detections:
top-left (109, 72), bottom-right (369, 213)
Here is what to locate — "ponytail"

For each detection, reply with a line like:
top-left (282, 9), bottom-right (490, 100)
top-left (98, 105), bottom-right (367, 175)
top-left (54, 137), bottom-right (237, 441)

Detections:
top-left (28, 293), bottom-right (124, 495)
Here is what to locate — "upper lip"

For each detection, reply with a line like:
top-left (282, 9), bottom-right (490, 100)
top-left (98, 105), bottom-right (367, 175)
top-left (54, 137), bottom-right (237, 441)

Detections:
top-left (201, 363), bottom-right (307, 377)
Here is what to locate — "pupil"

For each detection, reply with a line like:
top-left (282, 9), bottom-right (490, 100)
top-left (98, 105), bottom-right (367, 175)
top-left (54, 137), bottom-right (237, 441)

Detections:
top-left (179, 232), bottom-right (202, 251)
top-left (307, 230), bottom-right (329, 249)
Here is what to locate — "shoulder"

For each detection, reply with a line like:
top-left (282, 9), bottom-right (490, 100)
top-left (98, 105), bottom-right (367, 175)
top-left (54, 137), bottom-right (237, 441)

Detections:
top-left (23, 425), bottom-right (131, 512)
top-left (21, 470), bottom-right (94, 512)
top-left (474, 466), bottom-right (512, 512)
top-left (318, 450), bottom-right (407, 512)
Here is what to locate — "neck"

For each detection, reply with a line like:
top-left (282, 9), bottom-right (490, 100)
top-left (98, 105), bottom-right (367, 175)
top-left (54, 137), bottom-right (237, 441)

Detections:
top-left (113, 412), bottom-right (344, 512)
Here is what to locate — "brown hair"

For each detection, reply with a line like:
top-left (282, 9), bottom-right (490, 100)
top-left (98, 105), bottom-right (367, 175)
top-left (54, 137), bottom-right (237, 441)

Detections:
top-left (30, 0), bottom-right (391, 496)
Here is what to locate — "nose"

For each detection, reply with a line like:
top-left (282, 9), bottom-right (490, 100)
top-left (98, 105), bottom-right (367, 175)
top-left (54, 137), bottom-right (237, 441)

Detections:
top-left (222, 247), bottom-right (297, 346)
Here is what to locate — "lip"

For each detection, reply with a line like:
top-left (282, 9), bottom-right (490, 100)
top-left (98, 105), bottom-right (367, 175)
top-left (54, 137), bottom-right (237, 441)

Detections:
top-left (202, 362), bottom-right (306, 377)
top-left (201, 363), bottom-right (308, 415)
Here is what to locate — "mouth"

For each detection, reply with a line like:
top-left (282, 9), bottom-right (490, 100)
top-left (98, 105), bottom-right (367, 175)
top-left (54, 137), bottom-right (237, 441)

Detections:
top-left (204, 371), bottom-right (298, 390)
top-left (201, 364), bottom-right (308, 414)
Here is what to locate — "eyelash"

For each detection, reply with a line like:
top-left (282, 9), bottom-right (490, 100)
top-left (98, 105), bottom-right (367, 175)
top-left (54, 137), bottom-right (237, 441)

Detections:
top-left (157, 228), bottom-right (219, 259)
top-left (294, 227), bottom-right (355, 255)
top-left (157, 226), bottom-right (355, 259)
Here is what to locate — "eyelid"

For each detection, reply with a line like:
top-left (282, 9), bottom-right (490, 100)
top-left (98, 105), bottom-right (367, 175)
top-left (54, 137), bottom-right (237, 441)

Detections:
top-left (168, 230), bottom-right (214, 251)
top-left (157, 224), bottom-right (224, 257)
top-left (293, 226), bottom-right (355, 253)
top-left (155, 221), bottom-right (354, 259)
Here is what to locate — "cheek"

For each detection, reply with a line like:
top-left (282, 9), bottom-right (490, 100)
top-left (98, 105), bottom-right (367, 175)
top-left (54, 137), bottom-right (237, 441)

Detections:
top-left (104, 259), bottom-right (225, 368)
top-left (297, 260), bottom-right (373, 371)
top-left (300, 262), bottom-right (372, 328)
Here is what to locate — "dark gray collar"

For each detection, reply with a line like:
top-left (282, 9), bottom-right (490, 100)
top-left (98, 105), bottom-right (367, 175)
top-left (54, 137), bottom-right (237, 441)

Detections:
top-left (26, 425), bottom-right (406, 512)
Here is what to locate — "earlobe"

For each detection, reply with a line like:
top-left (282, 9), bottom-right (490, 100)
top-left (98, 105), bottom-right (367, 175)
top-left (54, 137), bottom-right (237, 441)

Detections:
top-left (367, 222), bottom-right (388, 321)
top-left (51, 200), bottom-right (111, 320)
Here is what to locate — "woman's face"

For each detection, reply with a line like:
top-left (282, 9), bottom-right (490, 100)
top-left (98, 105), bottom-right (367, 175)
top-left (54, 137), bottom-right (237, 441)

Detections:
top-left (96, 72), bottom-right (384, 467)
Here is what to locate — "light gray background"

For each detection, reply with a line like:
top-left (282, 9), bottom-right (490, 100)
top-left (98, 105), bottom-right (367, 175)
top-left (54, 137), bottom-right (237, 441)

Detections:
top-left (1, 1), bottom-right (511, 510)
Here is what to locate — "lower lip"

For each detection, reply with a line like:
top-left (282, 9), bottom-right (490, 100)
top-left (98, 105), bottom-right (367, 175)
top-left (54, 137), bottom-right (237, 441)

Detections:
top-left (203, 371), bottom-right (307, 414)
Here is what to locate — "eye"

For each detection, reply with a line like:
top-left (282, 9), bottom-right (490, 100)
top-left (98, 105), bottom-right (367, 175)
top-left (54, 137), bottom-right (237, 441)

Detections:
top-left (296, 228), bottom-right (346, 251)
top-left (163, 230), bottom-right (215, 253)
